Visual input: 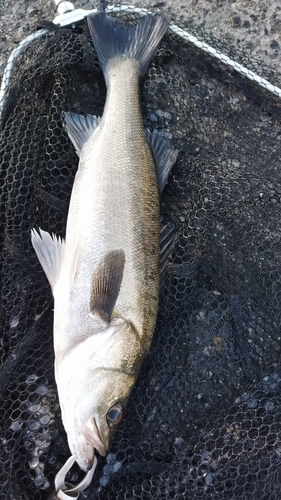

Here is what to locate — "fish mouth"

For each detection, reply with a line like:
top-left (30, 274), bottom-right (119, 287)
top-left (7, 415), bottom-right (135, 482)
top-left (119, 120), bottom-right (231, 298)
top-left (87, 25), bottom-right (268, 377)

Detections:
top-left (82, 416), bottom-right (106, 457)
top-left (76, 447), bottom-right (95, 472)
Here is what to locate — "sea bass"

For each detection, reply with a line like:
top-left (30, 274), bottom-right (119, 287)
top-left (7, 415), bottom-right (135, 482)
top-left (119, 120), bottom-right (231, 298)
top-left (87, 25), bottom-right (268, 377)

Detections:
top-left (31, 12), bottom-right (177, 471)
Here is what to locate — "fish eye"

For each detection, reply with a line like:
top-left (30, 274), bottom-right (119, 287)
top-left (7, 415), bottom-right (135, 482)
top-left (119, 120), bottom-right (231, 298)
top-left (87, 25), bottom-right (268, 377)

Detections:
top-left (107, 404), bottom-right (123, 424)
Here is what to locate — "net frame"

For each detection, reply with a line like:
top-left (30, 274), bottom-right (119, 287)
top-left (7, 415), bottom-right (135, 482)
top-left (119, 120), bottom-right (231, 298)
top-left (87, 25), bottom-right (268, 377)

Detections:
top-left (0, 1), bottom-right (279, 497)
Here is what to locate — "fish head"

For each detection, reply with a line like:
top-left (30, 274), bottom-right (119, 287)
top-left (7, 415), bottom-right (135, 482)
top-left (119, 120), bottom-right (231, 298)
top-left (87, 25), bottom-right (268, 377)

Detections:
top-left (80, 369), bottom-right (136, 460)
top-left (56, 318), bottom-right (143, 471)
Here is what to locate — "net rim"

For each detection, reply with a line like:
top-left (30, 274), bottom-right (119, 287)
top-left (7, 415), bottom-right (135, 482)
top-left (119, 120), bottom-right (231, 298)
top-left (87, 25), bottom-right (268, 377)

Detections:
top-left (1, 3), bottom-right (281, 129)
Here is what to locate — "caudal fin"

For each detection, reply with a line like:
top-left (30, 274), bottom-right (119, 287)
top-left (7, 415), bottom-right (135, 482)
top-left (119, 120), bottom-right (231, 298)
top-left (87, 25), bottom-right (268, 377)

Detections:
top-left (87, 12), bottom-right (170, 81)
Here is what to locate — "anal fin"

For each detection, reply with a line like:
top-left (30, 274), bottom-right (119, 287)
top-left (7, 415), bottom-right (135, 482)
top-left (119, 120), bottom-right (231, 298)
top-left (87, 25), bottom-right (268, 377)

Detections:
top-left (90, 250), bottom-right (125, 323)
top-left (63, 112), bottom-right (101, 156)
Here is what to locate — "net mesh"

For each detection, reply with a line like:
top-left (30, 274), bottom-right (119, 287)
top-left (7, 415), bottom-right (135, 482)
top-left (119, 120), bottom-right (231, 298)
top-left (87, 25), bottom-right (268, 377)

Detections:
top-left (1, 6), bottom-right (281, 500)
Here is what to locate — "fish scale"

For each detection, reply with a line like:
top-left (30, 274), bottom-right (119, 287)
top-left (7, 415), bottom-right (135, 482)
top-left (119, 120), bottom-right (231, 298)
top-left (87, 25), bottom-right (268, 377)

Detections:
top-left (31, 11), bottom-right (177, 472)
top-left (65, 61), bottom-right (160, 341)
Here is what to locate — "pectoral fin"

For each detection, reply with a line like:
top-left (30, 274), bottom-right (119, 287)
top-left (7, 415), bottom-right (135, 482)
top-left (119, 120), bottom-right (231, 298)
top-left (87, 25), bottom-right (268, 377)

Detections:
top-left (63, 112), bottom-right (101, 156)
top-left (31, 228), bottom-right (65, 292)
top-left (90, 250), bottom-right (125, 323)
top-left (146, 129), bottom-right (178, 194)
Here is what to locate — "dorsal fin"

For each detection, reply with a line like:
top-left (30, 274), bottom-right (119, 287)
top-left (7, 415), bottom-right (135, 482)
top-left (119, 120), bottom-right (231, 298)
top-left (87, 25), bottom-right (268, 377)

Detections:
top-left (160, 221), bottom-right (178, 283)
top-left (146, 129), bottom-right (178, 194)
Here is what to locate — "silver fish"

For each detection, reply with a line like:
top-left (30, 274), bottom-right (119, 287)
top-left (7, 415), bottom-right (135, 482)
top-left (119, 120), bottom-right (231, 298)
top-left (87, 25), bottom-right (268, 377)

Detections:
top-left (31, 12), bottom-right (177, 471)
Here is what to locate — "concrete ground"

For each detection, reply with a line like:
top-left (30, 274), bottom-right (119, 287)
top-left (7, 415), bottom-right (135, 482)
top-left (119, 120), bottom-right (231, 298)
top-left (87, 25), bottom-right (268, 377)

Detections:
top-left (0, 0), bottom-right (280, 86)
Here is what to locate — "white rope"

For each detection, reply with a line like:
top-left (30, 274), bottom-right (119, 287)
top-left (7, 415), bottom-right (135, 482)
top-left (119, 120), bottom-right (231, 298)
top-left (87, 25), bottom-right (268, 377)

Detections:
top-left (168, 21), bottom-right (281, 98)
top-left (0, 30), bottom-right (48, 117)
top-left (1, 3), bottom-right (281, 126)
top-left (105, 4), bottom-right (281, 98)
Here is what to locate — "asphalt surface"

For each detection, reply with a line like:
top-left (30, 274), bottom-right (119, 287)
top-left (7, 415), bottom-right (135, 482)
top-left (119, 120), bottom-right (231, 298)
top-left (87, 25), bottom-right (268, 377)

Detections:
top-left (0, 0), bottom-right (281, 86)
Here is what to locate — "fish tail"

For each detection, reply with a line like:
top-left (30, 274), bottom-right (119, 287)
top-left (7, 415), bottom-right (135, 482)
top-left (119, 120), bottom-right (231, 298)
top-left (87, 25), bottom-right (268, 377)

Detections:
top-left (87, 12), bottom-right (170, 81)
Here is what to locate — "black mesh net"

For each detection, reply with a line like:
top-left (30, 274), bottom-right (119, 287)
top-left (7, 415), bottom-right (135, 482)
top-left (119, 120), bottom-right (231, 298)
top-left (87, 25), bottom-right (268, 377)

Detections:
top-left (1, 6), bottom-right (281, 500)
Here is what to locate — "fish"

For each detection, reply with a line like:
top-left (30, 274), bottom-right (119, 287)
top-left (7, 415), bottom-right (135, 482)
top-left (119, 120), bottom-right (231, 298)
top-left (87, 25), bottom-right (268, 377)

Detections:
top-left (31, 11), bottom-right (178, 471)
